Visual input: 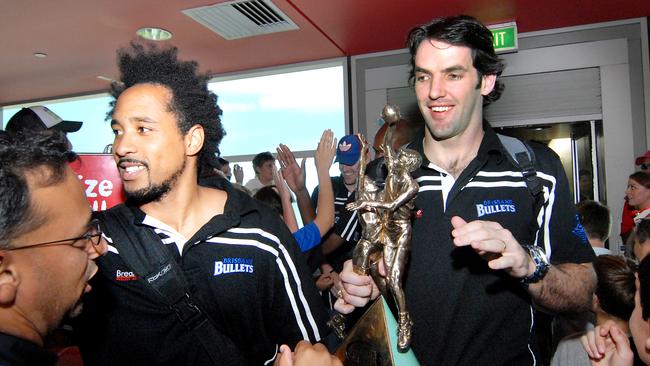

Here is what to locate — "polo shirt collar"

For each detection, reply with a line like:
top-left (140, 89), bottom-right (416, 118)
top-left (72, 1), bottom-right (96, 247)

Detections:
top-left (126, 176), bottom-right (260, 232)
top-left (408, 120), bottom-right (507, 169)
top-left (478, 120), bottom-right (508, 165)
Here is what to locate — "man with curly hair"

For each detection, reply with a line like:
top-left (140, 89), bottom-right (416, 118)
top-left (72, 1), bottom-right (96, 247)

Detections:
top-left (73, 43), bottom-right (330, 365)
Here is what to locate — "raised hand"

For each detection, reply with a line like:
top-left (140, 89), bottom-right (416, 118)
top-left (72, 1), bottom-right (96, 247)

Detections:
top-left (276, 144), bottom-right (306, 194)
top-left (273, 167), bottom-right (291, 202)
top-left (581, 320), bottom-right (633, 366)
top-left (233, 164), bottom-right (244, 184)
top-left (315, 129), bottom-right (336, 174)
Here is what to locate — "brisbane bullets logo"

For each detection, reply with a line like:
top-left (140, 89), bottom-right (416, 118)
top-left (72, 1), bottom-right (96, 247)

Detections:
top-left (214, 257), bottom-right (254, 276)
top-left (475, 199), bottom-right (516, 218)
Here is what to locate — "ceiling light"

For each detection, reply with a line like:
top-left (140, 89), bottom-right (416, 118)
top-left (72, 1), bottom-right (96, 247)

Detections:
top-left (33, 52), bottom-right (47, 58)
top-left (97, 76), bottom-right (117, 82)
top-left (97, 76), bottom-right (124, 86)
top-left (136, 27), bottom-right (173, 41)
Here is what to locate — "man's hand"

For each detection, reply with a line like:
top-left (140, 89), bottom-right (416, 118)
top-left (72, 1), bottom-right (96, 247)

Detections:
top-left (580, 321), bottom-right (633, 366)
top-left (277, 144), bottom-right (307, 194)
top-left (452, 216), bottom-right (594, 312)
top-left (274, 341), bottom-right (342, 366)
top-left (233, 164), bottom-right (244, 184)
top-left (334, 260), bottom-right (382, 314)
top-left (450, 216), bottom-right (534, 279)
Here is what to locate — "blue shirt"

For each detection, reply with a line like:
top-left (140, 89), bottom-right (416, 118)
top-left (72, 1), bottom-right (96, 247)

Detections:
top-left (293, 221), bottom-right (321, 252)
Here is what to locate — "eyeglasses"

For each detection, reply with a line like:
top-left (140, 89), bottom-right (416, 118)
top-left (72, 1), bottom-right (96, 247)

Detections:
top-left (8, 219), bottom-right (103, 251)
top-left (641, 163), bottom-right (650, 171)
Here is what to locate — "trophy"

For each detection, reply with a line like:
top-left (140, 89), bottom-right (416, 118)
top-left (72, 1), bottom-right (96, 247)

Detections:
top-left (332, 105), bottom-right (421, 365)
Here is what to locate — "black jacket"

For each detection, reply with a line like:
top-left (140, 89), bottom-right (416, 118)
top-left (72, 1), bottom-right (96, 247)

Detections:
top-left (74, 177), bottom-right (329, 365)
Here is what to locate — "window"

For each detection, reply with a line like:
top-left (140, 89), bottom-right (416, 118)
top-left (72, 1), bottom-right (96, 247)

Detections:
top-left (209, 61), bottom-right (347, 192)
top-left (2, 61), bottom-right (349, 197)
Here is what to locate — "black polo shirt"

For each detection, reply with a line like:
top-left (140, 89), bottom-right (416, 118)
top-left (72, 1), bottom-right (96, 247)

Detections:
top-left (0, 332), bottom-right (57, 366)
top-left (74, 178), bottom-right (329, 365)
top-left (311, 176), bottom-right (361, 272)
top-left (404, 123), bottom-right (595, 365)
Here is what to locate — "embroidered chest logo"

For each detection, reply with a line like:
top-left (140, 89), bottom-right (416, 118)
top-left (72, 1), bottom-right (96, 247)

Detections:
top-left (115, 269), bottom-right (138, 281)
top-left (572, 214), bottom-right (588, 244)
top-left (476, 199), bottom-right (517, 218)
top-left (214, 257), bottom-right (254, 276)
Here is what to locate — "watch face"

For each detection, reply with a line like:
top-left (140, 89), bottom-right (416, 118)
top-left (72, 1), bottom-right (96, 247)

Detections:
top-left (521, 245), bottom-right (550, 285)
top-left (532, 246), bottom-right (549, 264)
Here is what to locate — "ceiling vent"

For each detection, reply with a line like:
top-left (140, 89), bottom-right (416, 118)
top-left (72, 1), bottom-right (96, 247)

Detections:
top-left (182, 0), bottom-right (299, 40)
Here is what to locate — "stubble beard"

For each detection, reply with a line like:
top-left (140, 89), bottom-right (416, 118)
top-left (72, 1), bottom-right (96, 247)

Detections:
top-left (125, 159), bottom-right (187, 206)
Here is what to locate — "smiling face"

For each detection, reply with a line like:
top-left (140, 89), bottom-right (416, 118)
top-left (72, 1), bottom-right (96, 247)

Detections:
top-left (626, 178), bottom-right (650, 209)
top-left (414, 40), bottom-right (495, 142)
top-left (111, 83), bottom-right (191, 205)
top-left (339, 161), bottom-right (359, 190)
top-left (4, 166), bottom-right (106, 339)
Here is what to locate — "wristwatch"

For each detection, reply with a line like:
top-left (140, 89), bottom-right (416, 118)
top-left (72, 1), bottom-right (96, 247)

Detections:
top-left (520, 245), bottom-right (550, 285)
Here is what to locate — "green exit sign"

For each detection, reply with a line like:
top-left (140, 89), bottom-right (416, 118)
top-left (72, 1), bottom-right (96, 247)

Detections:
top-left (489, 22), bottom-right (518, 54)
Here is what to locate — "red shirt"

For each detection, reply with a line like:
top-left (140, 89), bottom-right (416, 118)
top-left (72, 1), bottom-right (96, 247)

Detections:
top-left (621, 200), bottom-right (639, 236)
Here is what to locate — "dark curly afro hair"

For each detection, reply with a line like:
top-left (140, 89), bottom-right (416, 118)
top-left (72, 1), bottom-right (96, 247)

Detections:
top-left (108, 42), bottom-right (224, 175)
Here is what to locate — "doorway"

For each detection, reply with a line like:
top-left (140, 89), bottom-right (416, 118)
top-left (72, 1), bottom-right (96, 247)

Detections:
top-left (495, 120), bottom-right (605, 205)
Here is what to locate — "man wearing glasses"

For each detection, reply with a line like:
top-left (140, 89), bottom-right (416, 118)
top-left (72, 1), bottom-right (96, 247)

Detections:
top-left (0, 130), bottom-right (107, 365)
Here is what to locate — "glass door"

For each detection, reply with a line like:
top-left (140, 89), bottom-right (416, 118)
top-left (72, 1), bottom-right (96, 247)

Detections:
top-left (495, 120), bottom-right (605, 205)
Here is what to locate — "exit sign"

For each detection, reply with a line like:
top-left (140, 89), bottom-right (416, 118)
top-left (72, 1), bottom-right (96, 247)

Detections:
top-left (489, 22), bottom-right (518, 54)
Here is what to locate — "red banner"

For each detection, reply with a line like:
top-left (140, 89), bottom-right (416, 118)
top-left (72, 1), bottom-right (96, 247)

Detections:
top-left (69, 154), bottom-right (124, 211)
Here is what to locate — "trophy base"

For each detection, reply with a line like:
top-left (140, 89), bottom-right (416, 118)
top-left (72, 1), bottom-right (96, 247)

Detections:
top-left (334, 296), bottom-right (419, 366)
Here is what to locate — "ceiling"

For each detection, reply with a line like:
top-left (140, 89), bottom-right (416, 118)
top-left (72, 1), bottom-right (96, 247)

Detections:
top-left (1, 0), bottom-right (648, 106)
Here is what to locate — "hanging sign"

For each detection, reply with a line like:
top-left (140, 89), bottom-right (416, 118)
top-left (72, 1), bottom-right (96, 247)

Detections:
top-left (489, 22), bottom-right (518, 54)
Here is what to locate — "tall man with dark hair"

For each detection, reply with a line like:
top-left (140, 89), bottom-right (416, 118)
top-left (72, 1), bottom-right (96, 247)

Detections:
top-left (74, 43), bottom-right (329, 365)
top-left (336, 15), bottom-right (596, 365)
top-left (0, 130), bottom-right (106, 365)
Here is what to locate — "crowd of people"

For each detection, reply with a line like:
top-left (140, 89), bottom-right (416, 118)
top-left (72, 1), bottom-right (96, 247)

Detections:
top-left (2, 13), bottom-right (650, 366)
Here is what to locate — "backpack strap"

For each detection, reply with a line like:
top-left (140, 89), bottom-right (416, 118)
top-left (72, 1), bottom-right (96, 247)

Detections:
top-left (497, 134), bottom-right (544, 198)
top-left (97, 205), bottom-right (245, 365)
top-left (497, 134), bottom-right (548, 244)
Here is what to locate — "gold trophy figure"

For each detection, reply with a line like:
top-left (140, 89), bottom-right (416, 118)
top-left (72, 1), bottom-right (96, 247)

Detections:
top-left (346, 105), bottom-right (421, 353)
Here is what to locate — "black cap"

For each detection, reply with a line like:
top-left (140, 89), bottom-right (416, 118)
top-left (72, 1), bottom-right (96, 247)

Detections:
top-left (5, 106), bottom-right (83, 134)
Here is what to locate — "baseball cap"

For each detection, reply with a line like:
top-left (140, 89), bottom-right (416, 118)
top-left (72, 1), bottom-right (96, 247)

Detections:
top-left (5, 106), bottom-right (83, 134)
top-left (335, 134), bottom-right (362, 166)
top-left (636, 150), bottom-right (650, 165)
